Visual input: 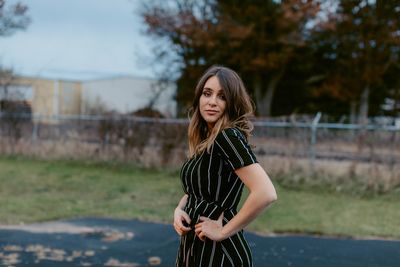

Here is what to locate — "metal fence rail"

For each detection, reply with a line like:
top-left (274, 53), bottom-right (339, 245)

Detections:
top-left (1, 112), bottom-right (399, 166)
top-left (2, 112), bottom-right (399, 193)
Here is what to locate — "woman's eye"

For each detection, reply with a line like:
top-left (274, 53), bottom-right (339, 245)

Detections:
top-left (203, 91), bottom-right (211, 97)
top-left (218, 94), bottom-right (226, 100)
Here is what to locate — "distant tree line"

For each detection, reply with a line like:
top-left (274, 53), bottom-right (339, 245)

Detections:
top-left (141, 0), bottom-right (400, 122)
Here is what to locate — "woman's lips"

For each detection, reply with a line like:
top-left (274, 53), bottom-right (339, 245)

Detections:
top-left (205, 110), bottom-right (218, 115)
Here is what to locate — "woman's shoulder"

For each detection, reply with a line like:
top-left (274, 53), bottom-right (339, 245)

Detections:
top-left (214, 127), bottom-right (257, 169)
top-left (215, 127), bottom-right (248, 148)
top-left (217, 127), bottom-right (246, 140)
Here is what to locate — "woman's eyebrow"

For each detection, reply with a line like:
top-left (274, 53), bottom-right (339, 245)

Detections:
top-left (203, 87), bottom-right (223, 93)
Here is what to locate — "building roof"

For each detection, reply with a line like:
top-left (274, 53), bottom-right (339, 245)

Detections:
top-left (15, 70), bottom-right (156, 83)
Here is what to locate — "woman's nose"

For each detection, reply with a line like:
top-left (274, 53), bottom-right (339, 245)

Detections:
top-left (208, 95), bottom-right (217, 105)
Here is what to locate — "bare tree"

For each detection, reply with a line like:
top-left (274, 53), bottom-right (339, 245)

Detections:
top-left (0, 67), bottom-right (14, 110)
top-left (0, 0), bottom-right (30, 36)
top-left (0, 0), bottom-right (30, 151)
top-left (0, 0), bottom-right (30, 106)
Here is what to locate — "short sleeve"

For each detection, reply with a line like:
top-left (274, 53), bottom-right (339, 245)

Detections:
top-left (214, 128), bottom-right (257, 170)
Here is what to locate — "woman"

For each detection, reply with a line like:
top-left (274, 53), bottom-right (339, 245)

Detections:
top-left (174, 65), bottom-right (277, 267)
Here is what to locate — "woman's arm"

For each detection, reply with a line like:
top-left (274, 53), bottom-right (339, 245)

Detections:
top-left (176, 194), bottom-right (188, 210)
top-left (173, 194), bottom-right (192, 236)
top-left (221, 163), bottom-right (277, 237)
top-left (195, 163), bottom-right (277, 241)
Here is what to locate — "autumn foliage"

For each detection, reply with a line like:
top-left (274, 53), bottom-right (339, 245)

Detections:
top-left (142, 0), bottom-right (400, 121)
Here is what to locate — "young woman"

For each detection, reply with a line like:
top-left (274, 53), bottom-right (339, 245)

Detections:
top-left (174, 66), bottom-right (277, 267)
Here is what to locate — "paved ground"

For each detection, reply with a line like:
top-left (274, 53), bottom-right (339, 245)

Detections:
top-left (0, 218), bottom-right (399, 266)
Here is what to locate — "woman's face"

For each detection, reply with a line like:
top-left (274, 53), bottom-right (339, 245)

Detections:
top-left (199, 76), bottom-right (227, 129)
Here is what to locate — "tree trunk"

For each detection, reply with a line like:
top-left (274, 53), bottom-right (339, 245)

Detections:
top-left (253, 71), bottom-right (283, 117)
top-left (253, 74), bottom-right (264, 116)
top-left (358, 85), bottom-right (370, 125)
top-left (350, 100), bottom-right (357, 124)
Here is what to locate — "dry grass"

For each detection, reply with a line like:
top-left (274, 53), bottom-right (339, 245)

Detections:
top-left (1, 132), bottom-right (399, 194)
top-left (0, 138), bottom-right (186, 168)
top-left (257, 155), bottom-right (400, 194)
top-left (252, 135), bottom-right (400, 194)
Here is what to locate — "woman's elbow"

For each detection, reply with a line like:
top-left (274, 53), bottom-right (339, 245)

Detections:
top-left (269, 191), bottom-right (278, 203)
top-left (262, 189), bottom-right (277, 206)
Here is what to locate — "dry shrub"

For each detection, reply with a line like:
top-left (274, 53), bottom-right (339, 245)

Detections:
top-left (258, 154), bottom-right (400, 195)
top-left (95, 117), bottom-right (188, 166)
top-left (97, 117), bottom-right (153, 158)
top-left (154, 122), bottom-right (187, 165)
top-left (0, 118), bottom-right (189, 168)
top-left (1, 118), bottom-right (399, 194)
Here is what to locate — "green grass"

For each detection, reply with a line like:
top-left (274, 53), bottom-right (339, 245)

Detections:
top-left (246, 186), bottom-right (400, 239)
top-left (0, 156), bottom-right (182, 224)
top-left (1, 156), bottom-right (399, 239)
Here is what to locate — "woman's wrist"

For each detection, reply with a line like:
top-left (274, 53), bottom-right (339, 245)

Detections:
top-left (175, 205), bottom-right (185, 211)
top-left (220, 226), bottom-right (231, 240)
top-left (177, 194), bottom-right (188, 210)
top-left (220, 224), bottom-right (241, 240)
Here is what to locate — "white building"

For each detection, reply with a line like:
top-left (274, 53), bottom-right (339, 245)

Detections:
top-left (9, 74), bottom-right (177, 120)
top-left (81, 75), bottom-right (177, 117)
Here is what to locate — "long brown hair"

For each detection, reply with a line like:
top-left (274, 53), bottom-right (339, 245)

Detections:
top-left (188, 65), bottom-right (254, 157)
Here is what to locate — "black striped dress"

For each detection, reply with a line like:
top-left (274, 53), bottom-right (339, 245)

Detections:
top-left (176, 127), bottom-right (258, 267)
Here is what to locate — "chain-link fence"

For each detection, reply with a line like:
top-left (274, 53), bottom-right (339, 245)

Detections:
top-left (1, 112), bottom-right (400, 193)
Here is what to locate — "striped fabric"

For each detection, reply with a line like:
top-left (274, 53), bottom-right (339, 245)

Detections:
top-left (176, 128), bottom-right (258, 267)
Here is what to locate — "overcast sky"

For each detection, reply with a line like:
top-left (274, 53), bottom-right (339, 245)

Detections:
top-left (0, 0), bottom-right (156, 80)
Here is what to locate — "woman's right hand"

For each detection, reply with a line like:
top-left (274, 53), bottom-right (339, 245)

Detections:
top-left (173, 207), bottom-right (192, 236)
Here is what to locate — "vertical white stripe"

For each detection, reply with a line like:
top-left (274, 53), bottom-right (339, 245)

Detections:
top-left (184, 158), bottom-right (196, 193)
top-left (176, 237), bottom-right (182, 266)
top-left (182, 235), bottom-right (187, 262)
top-left (222, 130), bottom-right (244, 167)
top-left (215, 140), bottom-right (229, 158)
top-left (208, 241), bottom-right (216, 267)
top-left (231, 182), bottom-right (244, 207)
top-left (208, 205), bottom-right (218, 218)
top-left (221, 178), bottom-right (240, 206)
top-left (202, 202), bottom-right (210, 216)
top-left (190, 154), bottom-right (203, 199)
top-left (207, 145), bottom-right (214, 196)
top-left (199, 241), bottom-right (206, 265)
top-left (221, 245), bottom-right (235, 266)
top-left (185, 249), bottom-right (190, 267)
top-left (237, 233), bottom-right (251, 266)
top-left (233, 129), bottom-right (256, 163)
top-left (227, 172), bottom-right (232, 184)
top-left (215, 160), bottom-right (223, 201)
top-left (197, 156), bottom-right (204, 199)
top-left (228, 236), bottom-right (244, 266)
top-left (181, 161), bottom-right (189, 193)
top-left (190, 237), bottom-right (195, 257)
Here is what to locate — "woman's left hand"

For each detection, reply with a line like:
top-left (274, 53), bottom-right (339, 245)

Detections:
top-left (194, 212), bottom-right (225, 242)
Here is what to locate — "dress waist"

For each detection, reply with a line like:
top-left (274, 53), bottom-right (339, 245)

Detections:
top-left (184, 197), bottom-right (236, 228)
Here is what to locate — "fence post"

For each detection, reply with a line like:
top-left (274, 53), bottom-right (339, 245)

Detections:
top-left (310, 112), bottom-right (322, 173)
top-left (31, 113), bottom-right (39, 143)
top-left (32, 121), bottom-right (38, 143)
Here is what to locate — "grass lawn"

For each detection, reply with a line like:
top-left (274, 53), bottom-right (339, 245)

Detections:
top-left (0, 156), bottom-right (399, 239)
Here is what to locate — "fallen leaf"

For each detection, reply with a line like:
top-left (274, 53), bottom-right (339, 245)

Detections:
top-left (148, 256), bottom-right (162, 265)
top-left (3, 245), bottom-right (23, 252)
top-left (104, 258), bottom-right (140, 267)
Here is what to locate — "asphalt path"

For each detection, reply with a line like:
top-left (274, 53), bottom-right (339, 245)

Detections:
top-left (0, 218), bottom-right (399, 266)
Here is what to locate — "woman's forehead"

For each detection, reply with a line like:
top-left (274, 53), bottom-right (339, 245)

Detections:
top-left (204, 76), bottom-right (222, 91)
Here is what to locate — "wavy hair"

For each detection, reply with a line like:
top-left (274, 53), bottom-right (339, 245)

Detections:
top-left (188, 65), bottom-right (254, 157)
